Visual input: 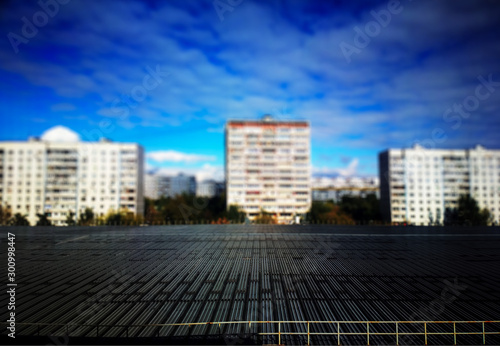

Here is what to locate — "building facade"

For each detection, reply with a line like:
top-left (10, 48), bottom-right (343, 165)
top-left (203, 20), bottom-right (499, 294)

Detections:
top-left (312, 176), bottom-right (379, 203)
top-left (170, 173), bottom-right (196, 197)
top-left (144, 172), bottom-right (161, 199)
top-left (145, 172), bottom-right (196, 199)
top-left (225, 115), bottom-right (311, 223)
top-left (379, 144), bottom-right (500, 225)
top-left (312, 187), bottom-right (379, 203)
top-left (196, 179), bottom-right (224, 198)
top-left (0, 134), bottom-right (144, 226)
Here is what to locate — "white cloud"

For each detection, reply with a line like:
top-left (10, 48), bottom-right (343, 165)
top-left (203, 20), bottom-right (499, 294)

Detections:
top-left (1, 0), bottom-right (499, 157)
top-left (41, 126), bottom-right (81, 142)
top-left (313, 158), bottom-right (359, 177)
top-left (153, 164), bottom-right (224, 182)
top-left (147, 150), bottom-right (216, 163)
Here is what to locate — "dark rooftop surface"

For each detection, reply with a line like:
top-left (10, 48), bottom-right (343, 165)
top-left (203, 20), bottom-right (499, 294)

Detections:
top-left (1, 225), bottom-right (500, 345)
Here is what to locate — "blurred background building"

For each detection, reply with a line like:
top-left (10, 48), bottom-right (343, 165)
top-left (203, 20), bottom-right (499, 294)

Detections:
top-left (145, 173), bottom-right (168, 199)
top-left (225, 115), bottom-right (311, 223)
top-left (379, 144), bottom-right (500, 225)
top-left (170, 173), bottom-right (196, 197)
top-left (144, 172), bottom-right (196, 199)
top-left (312, 176), bottom-right (379, 203)
top-left (196, 179), bottom-right (224, 198)
top-left (0, 126), bottom-right (144, 225)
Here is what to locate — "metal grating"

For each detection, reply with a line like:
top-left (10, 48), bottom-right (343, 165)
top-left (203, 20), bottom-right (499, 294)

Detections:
top-left (1, 225), bottom-right (500, 345)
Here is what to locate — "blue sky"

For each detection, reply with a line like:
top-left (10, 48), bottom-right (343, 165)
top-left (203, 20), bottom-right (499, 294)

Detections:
top-left (1, 0), bottom-right (499, 180)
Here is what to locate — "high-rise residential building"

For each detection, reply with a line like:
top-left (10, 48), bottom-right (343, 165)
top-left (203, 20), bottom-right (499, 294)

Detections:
top-left (0, 127), bottom-right (144, 226)
top-left (379, 144), bottom-right (500, 225)
top-left (225, 115), bottom-right (311, 223)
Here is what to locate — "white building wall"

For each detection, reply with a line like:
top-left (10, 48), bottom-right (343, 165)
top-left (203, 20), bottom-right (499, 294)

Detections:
top-left (225, 116), bottom-right (311, 224)
top-left (0, 139), bottom-right (144, 226)
top-left (170, 174), bottom-right (196, 197)
top-left (379, 145), bottom-right (500, 225)
top-left (145, 173), bottom-right (160, 199)
top-left (197, 180), bottom-right (217, 197)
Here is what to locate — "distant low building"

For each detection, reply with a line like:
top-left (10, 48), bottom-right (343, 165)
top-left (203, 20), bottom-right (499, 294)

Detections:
top-left (170, 173), bottom-right (196, 197)
top-left (196, 180), bottom-right (224, 198)
top-left (144, 173), bottom-right (172, 199)
top-left (312, 187), bottom-right (379, 203)
top-left (312, 176), bottom-right (379, 203)
top-left (144, 172), bottom-right (196, 198)
top-left (144, 173), bottom-right (160, 199)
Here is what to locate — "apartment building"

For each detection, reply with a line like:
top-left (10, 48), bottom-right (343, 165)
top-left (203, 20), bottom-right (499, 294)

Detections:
top-left (169, 173), bottom-right (196, 197)
top-left (225, 115), bottom-right (311, 223)
top-left (196, 179), bottom-right (224, 198)
top-left (312, 176), bottom-right (379, 203)
top-left (379, 144), bottom-right (500, 225)
top-left (312, 186), bottom-right (380, 203)
top-left (0, 127), bottom-right (144, 225)
top-left (144, 172), bottom-right (162, 199)
top-left (145, 173), bottom-right (196, 199)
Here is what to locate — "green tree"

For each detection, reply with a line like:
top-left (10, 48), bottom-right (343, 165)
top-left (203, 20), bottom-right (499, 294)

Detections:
top-left (254, 209), bottom-right (276, 224)
top-left (444, 208), bottom-right (459, 226)
top-left (227, 204), bottom-right (245, 224)
top-left (308, 201), bottom-right (332, 222)
top-left (145, 203), bottom-right (163, 225)
top-left (66, 211), bottom-right (76, 226)
top-left (338, 193), bottom-right (381, 224)
top-left (78, 208), bottom-right (94, 226)
top-left (0, 204), bottom-right (12, 225)
top-left (103, 209), bottom-right (143, 225)
top-left (145, 192), bottom-right (232, 224)
top-left (105, 211), bottom-right (122, 225)
top-left (36, 213), bottom-right (52, 226)
top-left (444, 194), bottom-right (491, 226)
top-left (9, 213), bottom-right (30, 226)
top-left (307, 201), bottom-right (354, 224)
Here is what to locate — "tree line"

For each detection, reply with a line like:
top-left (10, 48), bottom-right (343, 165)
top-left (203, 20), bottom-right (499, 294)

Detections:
top-left (0, 206), bottom-right (144, 226)
top-left (0, 193), bottom-right (495, 226)
top-left (305, 193), bottom-right (493, 226)
top-left (144, 193), bottom-right (245, 224)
